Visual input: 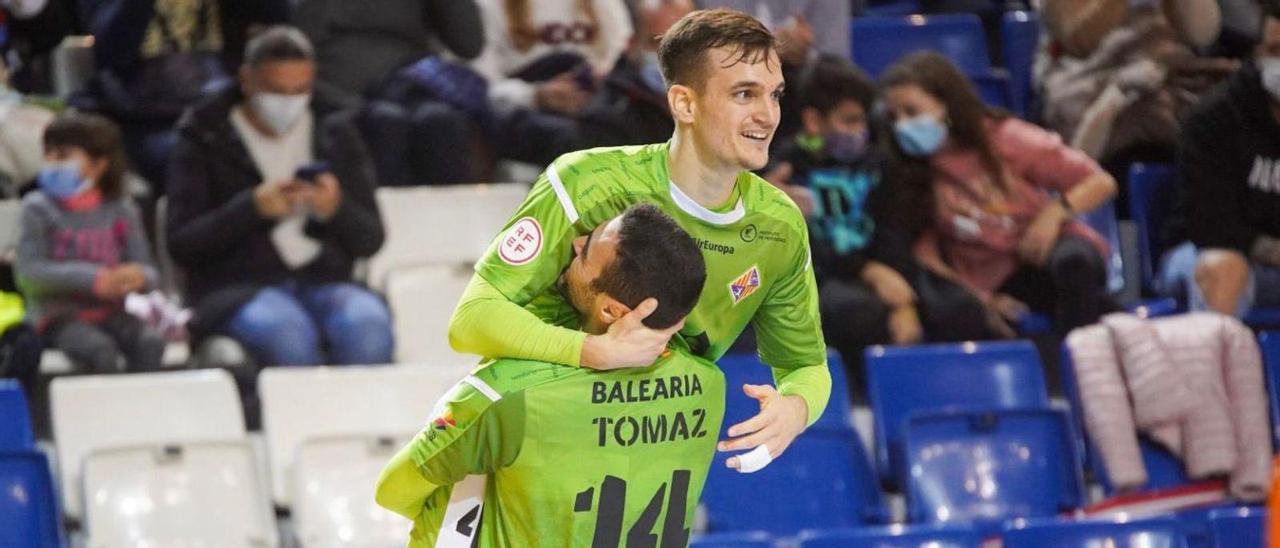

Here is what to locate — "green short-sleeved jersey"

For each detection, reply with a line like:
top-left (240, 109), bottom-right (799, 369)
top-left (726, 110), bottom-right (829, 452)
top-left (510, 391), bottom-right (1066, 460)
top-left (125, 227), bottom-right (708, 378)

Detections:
top-left (405, 349), bottom-right (726, 547)
top-left (476, 142), bottom-right (827, 369)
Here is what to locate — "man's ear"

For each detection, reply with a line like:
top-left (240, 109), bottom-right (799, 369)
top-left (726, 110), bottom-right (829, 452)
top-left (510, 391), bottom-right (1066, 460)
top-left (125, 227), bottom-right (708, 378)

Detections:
top-left (598, 296), bottom-right (634, 327)
top-left (668, 84), bottom-right (696, 124)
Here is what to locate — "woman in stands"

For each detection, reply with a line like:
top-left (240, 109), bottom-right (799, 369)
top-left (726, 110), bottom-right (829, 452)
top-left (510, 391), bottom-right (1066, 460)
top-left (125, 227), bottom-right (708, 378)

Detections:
top-left (14, 113), bottom-right (166, 373)
top-left (882, 52), bottom-right (1118, 338)
top-left (469, 0), bottom-right (632, 166)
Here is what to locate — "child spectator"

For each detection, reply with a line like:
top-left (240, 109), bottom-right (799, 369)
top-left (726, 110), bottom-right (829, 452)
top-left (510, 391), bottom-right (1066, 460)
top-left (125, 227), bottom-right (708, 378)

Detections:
top-left (15, 112), bottom-right (165, 373)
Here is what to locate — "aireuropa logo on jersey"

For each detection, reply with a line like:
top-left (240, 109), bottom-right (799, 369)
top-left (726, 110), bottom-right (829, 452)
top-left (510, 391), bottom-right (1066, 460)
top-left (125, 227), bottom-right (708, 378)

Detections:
top-left (694, 237), bottom-right (734, 255)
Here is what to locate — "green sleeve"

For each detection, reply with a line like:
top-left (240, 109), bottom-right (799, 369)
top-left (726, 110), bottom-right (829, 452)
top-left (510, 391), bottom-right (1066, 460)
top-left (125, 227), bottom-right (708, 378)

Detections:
top-left (374, 380), bottom-right (526, 518)
top-left (753, 221), bottom-right (831, 426)
top-left (448, 275), bottom-right (587, 367)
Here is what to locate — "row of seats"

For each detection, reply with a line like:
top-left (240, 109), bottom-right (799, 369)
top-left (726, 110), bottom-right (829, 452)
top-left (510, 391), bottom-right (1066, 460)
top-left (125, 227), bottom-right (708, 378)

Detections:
top-left (850, 13), bottom-right (1041, 117)
top-left (1, 363), bottom-right (472, 546)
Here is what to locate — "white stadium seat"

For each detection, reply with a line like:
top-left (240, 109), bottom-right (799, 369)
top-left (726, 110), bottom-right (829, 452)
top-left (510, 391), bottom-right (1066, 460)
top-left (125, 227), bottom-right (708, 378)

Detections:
top-left (259, 364), bottom-right (472, 507)
top-left (291, 436), bottom-right (412, 547)
top-left (82, 441), bottom-right (277, 548)
top-left (51, 369), bottom-right (245, 518)
top-left (366, 183), bottom-right (529, 292)
top-left (385, 264), bottom-right (478, 366)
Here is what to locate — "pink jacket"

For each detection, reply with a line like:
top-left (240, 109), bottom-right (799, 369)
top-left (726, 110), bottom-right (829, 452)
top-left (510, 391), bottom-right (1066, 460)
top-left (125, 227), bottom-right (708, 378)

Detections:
top-left (1066, 312), bottom-right (1272, 501)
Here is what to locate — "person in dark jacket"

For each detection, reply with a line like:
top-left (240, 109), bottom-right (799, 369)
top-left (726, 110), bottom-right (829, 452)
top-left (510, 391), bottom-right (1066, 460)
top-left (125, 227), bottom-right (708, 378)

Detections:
top-left (576, 0), bottom-right (688, 148)
top-left (166, 26), bottom-right (392, 367)
top-left (1176, 4), bottom-right (1280, 318)
top-left (77, 0), bottom-right (289, 191)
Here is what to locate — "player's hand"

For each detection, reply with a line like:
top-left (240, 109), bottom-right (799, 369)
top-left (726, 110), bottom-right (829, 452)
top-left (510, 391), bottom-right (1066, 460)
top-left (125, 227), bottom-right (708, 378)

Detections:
top-left (720, 385), bottom-right (808, 472)
top-left (581, 298), bottom-right (683, 371)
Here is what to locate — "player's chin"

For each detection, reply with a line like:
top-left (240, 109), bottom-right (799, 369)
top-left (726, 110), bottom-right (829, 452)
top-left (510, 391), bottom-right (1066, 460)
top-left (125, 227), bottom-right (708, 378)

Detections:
top-left (739, 149), bottom-right (769, 171)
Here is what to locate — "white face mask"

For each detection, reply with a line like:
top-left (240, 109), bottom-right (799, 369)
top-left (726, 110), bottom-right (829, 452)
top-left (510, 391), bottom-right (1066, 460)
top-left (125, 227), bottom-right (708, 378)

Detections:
top-left (250, 92), bottom-right (310, 135)
top-left (1260, 57), bottom-right (1280, 101)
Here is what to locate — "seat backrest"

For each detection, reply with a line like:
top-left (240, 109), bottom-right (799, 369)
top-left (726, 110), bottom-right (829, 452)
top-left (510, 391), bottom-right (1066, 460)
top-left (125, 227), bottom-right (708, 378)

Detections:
top-left (82, 441), bottom-right (277, 547)
top-left (1001, 517), bottom-right (1190, 548)
top-left (384, 263), bottom-right (479, 366)
top-left (903, 408), bottom-right (1084, 524)
top-left (367, 183), bottom-right (529, 292)
top-left (1126, 163), bottom-right (1178, 292)
top-left (1080, 200), bottom-right (1125, 294)
top-left (717, 352), bottom-right (852, 434)
top-left (259, 363), bottom-right (471, 506)
top-left (1260, 332), bottom-right (1280, 450)
top-left (0, 451), bottom-right (64, 548)
top-left (689, 531), bottom-right (774, 548)
top-left (971, 72), bottom-right (1012, 110)
top-left (865, 341), bottom-right (1048, 484)
top-left (291, 436), bottom-right (413, 546)
top-left (51, 369), bottom-right (245, 518)
top-left (0, 198), bottom-right (21, 261)
top-left (700, 431), bottom-right (885, 536)
top-left (797, 525), bottom-right (982, 548)
top-left (1058, 346), bottom-right (1190, 494)
top-left (1001, 11), bottom-right (1041, 118)
top-left (850, 14), bottom-right (990, 77)
top-left (0, 380), bottom-right (33, 450)
top-left (1207, 506), bottom-right (1264, 548)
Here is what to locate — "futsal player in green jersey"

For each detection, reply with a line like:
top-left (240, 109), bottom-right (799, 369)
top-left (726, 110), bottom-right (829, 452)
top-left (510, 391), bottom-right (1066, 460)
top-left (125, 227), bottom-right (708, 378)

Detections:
top-left (377, 205), bottom-right (726, 547)
top-left (448, 8), bottom-right (829, 471)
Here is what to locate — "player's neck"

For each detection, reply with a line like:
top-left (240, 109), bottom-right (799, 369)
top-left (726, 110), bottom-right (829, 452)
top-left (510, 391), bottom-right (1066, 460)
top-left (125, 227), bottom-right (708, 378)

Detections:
top-left (668, 132), bottom-right (739, 208)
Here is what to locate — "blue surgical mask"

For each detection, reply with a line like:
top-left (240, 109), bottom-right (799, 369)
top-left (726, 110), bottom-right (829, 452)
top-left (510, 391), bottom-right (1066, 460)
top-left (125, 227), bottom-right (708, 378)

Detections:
top-left (638, 51), bottom-right (666, 94)
top-left (823, 129), bottom-right (869, 164)
top-left (894, 114), bottom-right (947, 157)
top-left (37, 159), bottom-right (90, 200)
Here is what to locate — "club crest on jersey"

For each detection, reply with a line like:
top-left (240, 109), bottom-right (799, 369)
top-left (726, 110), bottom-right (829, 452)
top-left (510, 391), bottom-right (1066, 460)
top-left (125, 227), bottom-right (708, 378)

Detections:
top-left (499, 217), bottom-right (542, 265)
top-left (433, 408), bottom-right (457, 431)
top-left (728, 265), bottom-right (762, 305)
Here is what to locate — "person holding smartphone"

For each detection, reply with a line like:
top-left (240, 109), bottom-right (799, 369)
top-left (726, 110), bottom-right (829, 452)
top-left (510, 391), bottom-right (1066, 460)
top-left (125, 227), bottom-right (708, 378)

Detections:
top-left (166, 26), bottom-right (392, 368)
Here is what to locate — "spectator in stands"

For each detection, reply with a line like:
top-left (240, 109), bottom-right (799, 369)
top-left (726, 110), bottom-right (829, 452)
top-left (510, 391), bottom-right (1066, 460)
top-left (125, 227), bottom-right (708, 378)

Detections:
top-left (577, 0), bottom-right (691, 147)
top-left (15, 112), bottom-right (165, 373)
top-left (696, 0), bottom-right (849, 147)
top-left (884, 52), bottom-right (1118, 337)
top-left (166, 26), bottom-right (392, 367)
top-left (1174, 3), bottom-right (1280, 318)
top-left (294, 0), bottom-right (488, 186)
top-left (1039, 0), bottom-right (1236, 211)
top-left (469, 0), bottom-right (632, 166)
top-left (77, 0), bottom-right (289, 191)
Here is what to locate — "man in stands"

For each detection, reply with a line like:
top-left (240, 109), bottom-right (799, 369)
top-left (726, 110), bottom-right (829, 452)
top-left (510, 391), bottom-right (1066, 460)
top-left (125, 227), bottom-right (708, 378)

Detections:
top-left (449, 8), bottom-right (829, 474)
top-left (1178, 2), bottom-right (1280, 318)
top-left (166, 27), bottom-right (392, 368)
top-left (377, 205), bottom-right (726, 547)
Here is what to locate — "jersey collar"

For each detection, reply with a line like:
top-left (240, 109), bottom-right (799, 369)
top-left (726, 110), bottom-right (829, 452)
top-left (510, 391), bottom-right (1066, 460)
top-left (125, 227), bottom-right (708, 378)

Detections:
top-left (667, 180), bottom-right (745, 225)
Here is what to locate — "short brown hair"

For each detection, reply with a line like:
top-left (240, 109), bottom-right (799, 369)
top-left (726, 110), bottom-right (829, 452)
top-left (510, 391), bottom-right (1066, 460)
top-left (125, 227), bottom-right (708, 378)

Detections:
top-left (657, 8), bottom-right (776, 91)
top-left (42, 113), bottom-right (128, 200)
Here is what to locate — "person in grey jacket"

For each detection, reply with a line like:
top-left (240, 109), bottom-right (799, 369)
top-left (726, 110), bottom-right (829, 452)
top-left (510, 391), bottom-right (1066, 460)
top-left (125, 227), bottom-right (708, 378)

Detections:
top-left (15, 113), bottom-right (165, 373)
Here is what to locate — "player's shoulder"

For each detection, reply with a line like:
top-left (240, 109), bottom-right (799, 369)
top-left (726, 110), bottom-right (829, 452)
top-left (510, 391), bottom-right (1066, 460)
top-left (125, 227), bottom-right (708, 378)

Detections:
top-left (550, 143), bottom-right (667, 190)
top-left (744, 171), bottom-right (808, 233)
top-left (469, 358), bottom-right (589, 398)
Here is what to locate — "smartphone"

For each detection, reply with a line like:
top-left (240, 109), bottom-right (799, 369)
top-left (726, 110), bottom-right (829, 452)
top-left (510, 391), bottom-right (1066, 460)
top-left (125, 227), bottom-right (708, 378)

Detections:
top-left (294, 161), bottom-right (331, 184)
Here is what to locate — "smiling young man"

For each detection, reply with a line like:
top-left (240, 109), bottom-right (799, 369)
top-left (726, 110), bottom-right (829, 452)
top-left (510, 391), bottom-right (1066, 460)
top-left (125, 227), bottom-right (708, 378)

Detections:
top-left (448, 9), bottom-right (829, 470)
top-left (378, 205), bottom-right (726, 547)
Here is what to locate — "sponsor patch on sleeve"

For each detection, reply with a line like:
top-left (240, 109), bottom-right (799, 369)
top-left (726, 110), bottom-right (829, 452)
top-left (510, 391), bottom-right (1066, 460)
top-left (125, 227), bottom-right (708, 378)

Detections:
top-left (498, 217), bottom-right (543, 265)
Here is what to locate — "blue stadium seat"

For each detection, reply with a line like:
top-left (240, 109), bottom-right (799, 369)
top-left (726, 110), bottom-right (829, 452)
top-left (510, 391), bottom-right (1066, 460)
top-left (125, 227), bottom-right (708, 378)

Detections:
top-left (797, 524), bottom-right (983, 548)
top-left (1002, 517), bottom-right (1191, 548)
top-left (717, 352), bottom-right (852, 434)
top-left (864, 0), bottom-right (922, 17)
top-left (1081, 200), bottom-right (1126, 295)
top-left (1206, 506), bottom-right (1264, 548)
top-left (0, 380), bottom-right (33, 450)
top-left (689, 531), bottom-right (773, 548)
top-left (1059, 346), bottom-right (1191, 493)
top-left (0, 451), bottom-right (64, 547)
top-left (1260, 332), bottom-right (1280, 450)
top-left (865, 341), bottom-right (1048, 484)
top-left (1001, 11), bottom-right (1040, 118)
top-left (850, 15), bottom-right (990, 77)
top-left (1127, 163), bottom-right (1179, 294)
top-left (971, 72), bottom-right (1013, 110)
top-left (701, 430), bottom-right (888, 536)
top-left (903, 408), bottom-right (1085, 525)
